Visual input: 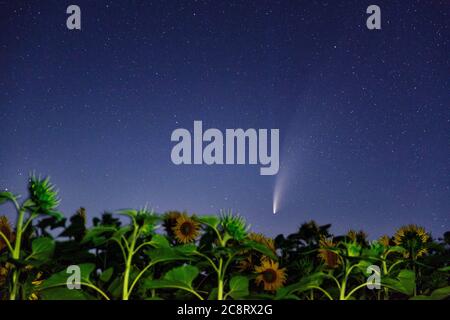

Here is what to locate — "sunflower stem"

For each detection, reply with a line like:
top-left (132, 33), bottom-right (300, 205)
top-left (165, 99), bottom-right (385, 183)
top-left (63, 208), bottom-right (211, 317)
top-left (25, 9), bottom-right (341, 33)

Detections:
top-left (122, 221), bottom-right (139, 300)
top-left (382, 259), bottom-right (389, 299)
top-left (217, 258), bottom-right (224, 300)
top-left (339, 264), bottom-right (348, 300)
top-left (10, 207), bottom-right (26, 300)
top-left (0, 230), bottom-right (13, 254)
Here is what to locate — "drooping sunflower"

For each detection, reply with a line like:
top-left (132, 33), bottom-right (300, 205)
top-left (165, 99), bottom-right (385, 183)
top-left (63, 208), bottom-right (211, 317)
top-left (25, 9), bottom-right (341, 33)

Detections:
top-left (163, 211), bottom-right (182, 237)
top-left (394, 224), bottom-right (430, 259)
top-left (0, 215), bottom-right (15, 251)
top-left (76, 207), bottom-right (87, 224)
top-left (378, 235), bottom-right (392, 247)
top-left (172, 214), bottom-right (200, 244)
top-left (248, 232), bottom-right (276, 254)
top-left (255, 259), bottom-right (287, 291)
top-left (238, 233), bottom-right (276, 272)
top-left (347, 229), bottom-right (369, 246)
top-left (318, 238), bottom-right (340, 268)
top-left (238, 255), bottom-right (256, 272)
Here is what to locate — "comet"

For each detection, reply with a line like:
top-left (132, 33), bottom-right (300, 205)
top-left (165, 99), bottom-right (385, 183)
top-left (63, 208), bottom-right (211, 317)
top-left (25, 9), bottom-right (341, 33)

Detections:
top-left (271, 106), bottom-right (305, 215)
top-left (272, 135), bottom-right (303, 215)
top-left (272, 165), bottom-right (288, 215)
top-left (273, 188), bottom-right (279, 214)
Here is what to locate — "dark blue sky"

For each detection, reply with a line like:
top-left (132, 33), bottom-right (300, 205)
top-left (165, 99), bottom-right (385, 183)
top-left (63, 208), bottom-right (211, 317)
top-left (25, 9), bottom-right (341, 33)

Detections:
top-left (0, 1), bottom-right (449, 238)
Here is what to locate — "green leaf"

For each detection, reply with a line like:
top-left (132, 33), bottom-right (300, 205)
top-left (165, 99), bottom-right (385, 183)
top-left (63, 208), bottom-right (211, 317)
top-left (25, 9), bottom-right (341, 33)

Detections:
top-left (427, 286), bottom-right (450, 300)
top-left (82, 226), bottom-right (117, 245)
top-left (438, 266), bottom-right (450, 272)
top-left (228, 276), bottom-right (249, 299)
top-left (146, 244), bottom-right (196, 264)
top-left (149, 234), bottom-right (170, 248)
top-left (386, 246), bottom-right (407, 257)
top-left (276, 272), bottom-right (326, 300)
top-left (208, 287), bottom-right (218, 300)
top-left (0, 191), bottom-right (18, 205)
top-left (410, 286), bottom-right (450, 300)
top-left (47, 210), bottom-right (64, 221)
top-left (117, 209), bottom-right (138, 219)
top-left (242, 240), bottom-right (277, 260)
top-left (107, 276), bottom-right (123, 299)
top-left (355, 260), bottom-right (376, 275)
top-left (363, 243), bottom-right (385, 258)
top-left (111, 226), bottom-right (131, 240)
top-left (39, 287), bottom-right (95, 300)
top-left (100, 267), bottom-right (114, 282)
top-left (197, 215), bottom-right (220, 228)
top-left (39, 263), bottom-right (96, 290)
top-left (29, 237), bottom-right (55, 261)
top-left (383, 269), bottom-right (415, 296)
top-left (165, 264), bottom-right (199, 285)
top-left (144, 265), bottom-right (199, 292)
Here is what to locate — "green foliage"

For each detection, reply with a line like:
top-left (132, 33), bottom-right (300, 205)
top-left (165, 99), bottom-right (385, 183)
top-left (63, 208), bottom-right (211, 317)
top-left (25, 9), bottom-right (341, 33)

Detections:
top-left (28, 237), bottom-right (55, 263)
top-left (227, 276), bottom-right (249, 299)
top-left (1, 176), bottom-right (449, 300)
top-left (143, 265), bottom-right (202, 299)
top-left (411, 286), bottom-right (450, 300)
top-left (276, 272), bottom-right (326, 300)
top-left (383, 269), bottom-right (416, 296)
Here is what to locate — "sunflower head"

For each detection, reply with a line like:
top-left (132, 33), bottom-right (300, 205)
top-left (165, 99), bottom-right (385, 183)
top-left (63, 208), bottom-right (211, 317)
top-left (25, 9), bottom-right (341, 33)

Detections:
top-left (394, 224), bottom-right (430, 258)
top-left (237, 233), bottom-right (275, 272)
top-left (220, 211), bottom-right (249, 241)
top-left (163, 211), bottom-right (183, 237)
top-left (172, 214), bottom-right (200, 244)
top-left (28, 176), bottom-right (62, 219)
top-left (248, 232), bottom-right (276, 253)
top-left (238, 255), bottom-right (255, 272)
top-left (347, 229), bottom-right (368, 246)
top-left (76, 207), bottom-right (87, 225)
top-left (378, 235), bottom-right (392, 247)
top-left (135, 209), bottom-right (158, 237)
top-left (0, 216), bottom-right (15, 251)
top-left (255, 259), bottom-right (287, 291)
top-left (318, 238), bottom-right (340, 268)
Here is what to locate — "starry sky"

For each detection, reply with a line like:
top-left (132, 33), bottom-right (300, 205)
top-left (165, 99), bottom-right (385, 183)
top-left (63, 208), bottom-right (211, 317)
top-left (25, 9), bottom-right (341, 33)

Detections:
top-left (0, 1), bottom-right (449, 239)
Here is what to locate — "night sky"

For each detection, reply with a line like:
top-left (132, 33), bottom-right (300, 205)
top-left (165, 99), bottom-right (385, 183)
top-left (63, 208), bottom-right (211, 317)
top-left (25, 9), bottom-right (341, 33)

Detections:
top-left (0, 1), bottom-right (449, 239)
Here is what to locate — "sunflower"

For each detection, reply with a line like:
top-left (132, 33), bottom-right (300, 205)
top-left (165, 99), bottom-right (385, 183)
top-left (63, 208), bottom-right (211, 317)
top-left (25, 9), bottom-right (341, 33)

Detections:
top-left (248, 232), bottom-right (276, 254)
top-left (29, 176), bottom-right (60, 212)
top-left (394, 224), bottom-right (430, 259)
top-left (318, 238), bottom-right (340, 268)
top-left (378, 235), bottom-right (391, 247)
top-left (172, 214), bottom-right (200, 244)
top-left (220, 211), bottom-right (249, 241)
top-left (163, 211), bottom-right (182, 237)
top-left (347, 229), bottom-right (369, 246)
top-left (255, 259), bottom-right (287, 291)
top-left (238, 233), bottom-right (276, 272)
top-left (76, 207), bottom-right (87, 224)
top-left (238, 255), bottom-right (255, 272)
top-left (0, 216), bottom-right (15, 251)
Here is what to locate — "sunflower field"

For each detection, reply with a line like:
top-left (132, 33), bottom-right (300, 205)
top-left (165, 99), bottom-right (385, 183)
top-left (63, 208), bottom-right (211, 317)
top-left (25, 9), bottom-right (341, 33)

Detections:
top-left (0, 176), bottom-right (449, 300)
